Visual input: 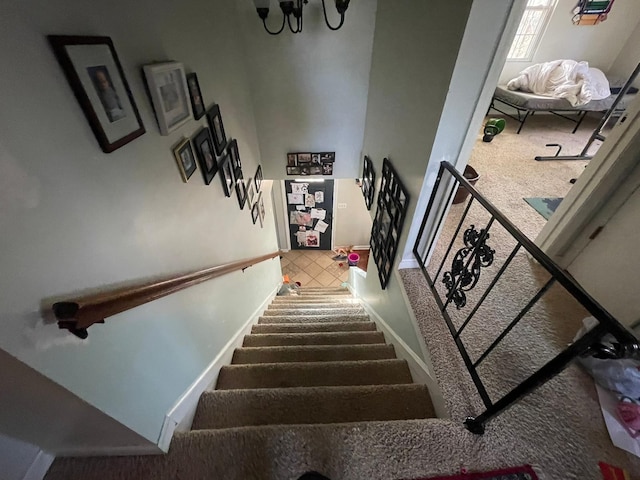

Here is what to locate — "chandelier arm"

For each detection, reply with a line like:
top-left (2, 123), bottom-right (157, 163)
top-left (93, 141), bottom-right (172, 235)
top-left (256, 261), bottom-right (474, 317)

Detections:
top-left (263, 15), bottom-right (287, 35)
top-left (320, 0), bottom-right (346, 30)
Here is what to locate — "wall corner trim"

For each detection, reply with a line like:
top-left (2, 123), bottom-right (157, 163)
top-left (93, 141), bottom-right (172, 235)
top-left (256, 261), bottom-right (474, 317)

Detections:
top-left (398, 258), bottom-right (420, 270)
top-left (22, 450), bottom-right (55, 480)
top-left (157, 282), bottom-right (281, 451)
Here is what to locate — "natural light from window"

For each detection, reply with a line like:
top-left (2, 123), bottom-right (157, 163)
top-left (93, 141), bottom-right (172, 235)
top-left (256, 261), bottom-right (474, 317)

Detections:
top-left (507, 0), bottom-right (557, 61)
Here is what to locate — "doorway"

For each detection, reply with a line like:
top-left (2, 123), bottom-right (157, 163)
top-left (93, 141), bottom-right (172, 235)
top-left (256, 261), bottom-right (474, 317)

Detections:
top-left (284, 179), bottom-right (334, 250)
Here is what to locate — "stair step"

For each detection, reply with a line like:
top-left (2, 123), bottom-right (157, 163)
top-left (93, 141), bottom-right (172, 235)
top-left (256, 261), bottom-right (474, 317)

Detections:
top-left (258, 314), bottom-right (370, 324)
top-left (192, 384), bottom-right (434, 429)
top-left (262, 307), bottom-right (365, 316)
top-left (243, 331), bottom-right (385, 347)
top-left (252, 322), bottom-right (376, 334)
top-left (297, 289), bottom-right (350, 295)
top-left (271, 296), bottom-right (355, 303)
top-left (268, 302), bottom-right (360, 310)
top-left (232, 344), bottom-right (396, 364)
top-left (216, 359), bottom-right (412, 389)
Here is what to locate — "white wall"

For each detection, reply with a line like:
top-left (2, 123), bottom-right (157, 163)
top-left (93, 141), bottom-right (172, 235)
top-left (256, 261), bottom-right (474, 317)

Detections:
top-left (0, 0), bottom-right (281, 452)
top-left (0, 433), bottom-right (43, 480)
top-left (499, 0), bottom-right (640, 83)
top-left (236, 0), bottom-right (377, 179)
top-left (608, 17), bottom-right (640, 87)
top-left (333, 179), bottom-right (372, 247)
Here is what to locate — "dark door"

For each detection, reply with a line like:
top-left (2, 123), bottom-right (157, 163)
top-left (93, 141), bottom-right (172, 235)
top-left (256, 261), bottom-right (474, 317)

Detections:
top-left (285, 179), bottom-right (334, 250)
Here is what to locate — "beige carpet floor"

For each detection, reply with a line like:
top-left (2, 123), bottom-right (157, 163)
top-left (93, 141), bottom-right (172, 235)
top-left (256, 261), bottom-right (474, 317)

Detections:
top-left (469, 113), bottom-right (602, 240)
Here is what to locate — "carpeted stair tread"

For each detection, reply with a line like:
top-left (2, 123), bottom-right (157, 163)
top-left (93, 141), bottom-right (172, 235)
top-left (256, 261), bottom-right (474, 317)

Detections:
top-left (268, 302), bottom-right (360, 310)
top-left (272, 296), bottom-right (355, 303)
top-left (243, 331), bottom-right (385, 347)
top-left (216, 359), bottom-right (412, 389)
top-left (258, 314), bottom-right (370, 324)
top-left (192, 384), bottom-right (434, 429)
top-left (232, 344), bottom-right (396, 363)
top-left (252, 322), bottom-right (376, 334)
top-left (262, 307), bottom-right (366, 316)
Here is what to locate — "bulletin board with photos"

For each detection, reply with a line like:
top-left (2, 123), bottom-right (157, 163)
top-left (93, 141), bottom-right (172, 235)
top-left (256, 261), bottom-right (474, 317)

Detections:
top-left (285, 179), bottom-right (334, 250)
top-left (286, 152), bottom-right (335, 176)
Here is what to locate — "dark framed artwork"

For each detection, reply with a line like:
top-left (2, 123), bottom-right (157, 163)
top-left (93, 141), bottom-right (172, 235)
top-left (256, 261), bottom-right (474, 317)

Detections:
top-left (48, 35), bottom-right (145, 153)
top-left (172, 138), bottom-right (197, 182)
top-left (257, 192), bottom-right (266, 227)
top-left (228, 139), bottom-right (242, 177)
top-left (143, 62), bottom-right (192, 135)
top-left (297, 153), bottom-right (311, 164)
top-left (322, 163), bottom-right (333, 175)
top-left (246, 177), bottom-right (256, 205)
top-left (309, 165), bottom-right (322, 175)
top-left (218, 151), bottom-right (234, 197)
top-left (186, 72), bottom-right (205, 120)
top-left (300, 166), bottom-right (310, 175)
top-left (311, 153), bottom-right (321, 164)
top-left (254, 165), bottom-right (263, 192)
top-left (361, 155), bottom-right (376, 210)
top-left (370, 158), bottom-right (409, 289)
top-left (193, 128), bottom-right (217, 185)
top-left (287, 166), bottom-right (301, 175)
top-left (320, 152), bottom-right (335, 163)
top-left (207, 104), bottom-right (227, 155)
top-left (251, 201), bottom-right (259, 224)
top-left (235, 173), bottom-right (247, 210)
top-left (287, 153), bottom-right (298, 166)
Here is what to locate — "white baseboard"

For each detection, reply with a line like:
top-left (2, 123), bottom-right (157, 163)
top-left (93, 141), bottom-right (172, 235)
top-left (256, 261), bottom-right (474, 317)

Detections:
top-left (398, 258), bottom-right (420, 270)
top-left (157, 284), bottom-right (280, 451)
top-left (23, 450), bottom-right (55, 480)
top-left (347, 282), bottom-right (448, 419)
top-left (352, 245), bottom-right (370, 250)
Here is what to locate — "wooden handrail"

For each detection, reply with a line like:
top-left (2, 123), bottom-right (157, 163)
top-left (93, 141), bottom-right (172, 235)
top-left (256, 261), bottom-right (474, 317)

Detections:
top-left (52, 251), bottom-right (282, 339)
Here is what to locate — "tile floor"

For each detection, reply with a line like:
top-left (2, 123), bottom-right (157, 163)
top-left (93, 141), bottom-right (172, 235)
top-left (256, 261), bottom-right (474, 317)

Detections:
top-left (281, 250), bottom-right (351, 287)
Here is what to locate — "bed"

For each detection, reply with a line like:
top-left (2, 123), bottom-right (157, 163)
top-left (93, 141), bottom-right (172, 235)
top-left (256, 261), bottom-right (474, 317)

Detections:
top-left (489, 84), bottom-right (636, 134)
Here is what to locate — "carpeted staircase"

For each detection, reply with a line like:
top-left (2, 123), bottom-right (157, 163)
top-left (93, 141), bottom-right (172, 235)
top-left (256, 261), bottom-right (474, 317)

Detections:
top-left (45, 286), bottom-right (436, 479)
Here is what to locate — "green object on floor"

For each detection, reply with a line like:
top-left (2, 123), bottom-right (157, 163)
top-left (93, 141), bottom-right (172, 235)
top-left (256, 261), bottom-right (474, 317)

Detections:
top-left (483, 118), bottom-right (506, 142)
top-left (524, 197), bottom-right (563, 220)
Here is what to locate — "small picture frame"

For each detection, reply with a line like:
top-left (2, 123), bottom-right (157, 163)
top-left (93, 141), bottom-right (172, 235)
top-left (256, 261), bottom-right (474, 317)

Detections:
top-left (235, 174), bottom-right (247, 210)
top-left (218, 151), bottom-right (234, 197)
top-left (251, 201), bottom-right (259, 224)
top-left (228, 139), bottom-right (242, 177)
top-left (186, 72), bottom-right (205, 120)
top-left (247, 177), bottom-right (256, 205)
top-left (257, 192), bottom-right (266, 227)
top-left (193, 128), bottom-right (217, 185)
top-left (311, 153), bottom-right (321, 164)
top-left (48, 35), bottom-right (145, 153)
top-left (143, 62), bottom-right (192, 135)
top-left (297, 153), bottom-right (311, 164)
top-left (207, 104), bottom-right (227, 156)
top-left (287, 153), bottom-right (297, 166)
top-left (300, 166), bottom-right (310, 175)
top-left (254, 165), bottom-right (263, 192)
top-left (287, 166), bottom-right (301, 175)
top-left (322, 163), bottom-right (333, 175)
top-left (172, 138), bottom-right (197, 182)
top-left (362, 155), bottom-right (376, 210)
top-left (309, 165), bottom-right (322, 175)
top-left (320, 152), bottom-right (335, 163)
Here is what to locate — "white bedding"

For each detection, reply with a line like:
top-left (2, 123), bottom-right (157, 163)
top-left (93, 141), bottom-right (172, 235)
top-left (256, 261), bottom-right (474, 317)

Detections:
top-left (507, 60), bottom-right (610, 107)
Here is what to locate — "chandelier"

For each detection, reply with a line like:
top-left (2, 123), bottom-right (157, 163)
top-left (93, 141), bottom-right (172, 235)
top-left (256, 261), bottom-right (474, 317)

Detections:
top-left (252, 0), bottom-right (351, 35)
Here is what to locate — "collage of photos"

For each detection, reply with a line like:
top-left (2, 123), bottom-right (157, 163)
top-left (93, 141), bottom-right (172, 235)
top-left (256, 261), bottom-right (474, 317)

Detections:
top-left (286, 151), bottom-right (335, 176)
top-left (288, 182), bottom-right (329, 248)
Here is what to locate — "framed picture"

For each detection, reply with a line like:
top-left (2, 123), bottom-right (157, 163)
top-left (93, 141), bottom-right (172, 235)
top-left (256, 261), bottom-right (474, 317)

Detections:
top-left (207, 104), bottom-right (227, 156)
top-left (218, 151), bottom-right (234, 197)
top-left (300, 166), bottom-right (310, 175)
top-left (287, 166), bottom-right (301, 175)
top-left (193, 128), bottom-right (217, 185)
top-left (143, 62), bottom-right (192, 135)
top-left (287, 153), bottom-right (297, 166)
top-left (297, 153), bottom-right (311, 164)
top-left (257, 192), bottom-right (266, 227)
top-left (251, 201), bottom-right (259, 224)
top-left (254, 165), bottom-right (263, 192)
top-left (320, 152), bottom-right (335, 163)
top-left (227, 139), bottom-right (241, 177)
top-left (362, 155), bottom-right (376, 210)
top-left (48, 35), bottom-right (145, 153)
top-left (172, 138), bottom-right (197, 182)
top-left (247, 177), bottom-right (256, 205)
top-left (322, 163), bottom-right (333, 175)
top-left (309, 165), bottom-right (322, 175)
top-left (311, 153), bottom-right (321, 164)
top-left (186, 72), bottom-right (205, 120)
top-left (235, 174), bottom-right (247, 210)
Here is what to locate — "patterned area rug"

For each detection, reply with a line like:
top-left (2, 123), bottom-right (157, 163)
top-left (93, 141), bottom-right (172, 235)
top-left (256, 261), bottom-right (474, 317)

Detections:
top-left (413, 465), bottom-right (538, 480)
top-left (523, 197), bottom-right (563, 220)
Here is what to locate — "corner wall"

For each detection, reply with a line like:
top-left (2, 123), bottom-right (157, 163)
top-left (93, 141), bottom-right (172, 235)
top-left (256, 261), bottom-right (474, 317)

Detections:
top-left (0, 0), bottom-right (280, 451)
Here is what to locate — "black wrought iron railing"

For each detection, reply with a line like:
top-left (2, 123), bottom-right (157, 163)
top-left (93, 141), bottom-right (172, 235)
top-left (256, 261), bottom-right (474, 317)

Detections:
top-left (412, 161), bottom-right (639, 434)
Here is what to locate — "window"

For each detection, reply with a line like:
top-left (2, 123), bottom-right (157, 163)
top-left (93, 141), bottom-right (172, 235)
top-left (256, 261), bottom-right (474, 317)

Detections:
top-left (507, 0), bottom-right (557, 61)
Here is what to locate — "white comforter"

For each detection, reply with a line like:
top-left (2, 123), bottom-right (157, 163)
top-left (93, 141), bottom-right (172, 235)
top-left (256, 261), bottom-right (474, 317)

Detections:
top-left (507, 60), bottom-right (610, 106)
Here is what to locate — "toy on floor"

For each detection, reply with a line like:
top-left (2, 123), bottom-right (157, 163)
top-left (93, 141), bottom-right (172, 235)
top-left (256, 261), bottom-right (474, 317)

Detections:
top-left (332, 245), bottom-right (353, 261)
top-left (482, 118), bottom-right (506, 142)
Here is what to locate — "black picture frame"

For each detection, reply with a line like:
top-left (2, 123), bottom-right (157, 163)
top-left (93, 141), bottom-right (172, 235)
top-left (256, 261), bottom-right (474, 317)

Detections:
top-left (186, 72), bottom-right (205, 120)
top-left (361, 155), bottom-right (376, 210)
top-left (193, 128), bottom-right (217, 185)
top-left (287, 166), bottom-right (301, 175)
top-left (322, 163), bottom-right (333, 175)
top-left (251, 201), bottom-right (259, 224)
top-left (300, 166), bottom-right (310, 175)
top-left (235, 173), bottom-right (247, 210)
top-left (254, 165), bottom-right (263, 192)
top-left (207, 104), bottom-right (227, 156)
top-left (309, 165), bottom-right (322, 175)
top-left (320, 152), bottom-right (335, 163)
top-left (172, 138), bottom-right (197, 182)
top-left (370, 158), bottom-right (409, 289)
top-left (287, 153), bottom-right (298, 166)
top-left (228, 139), bottom-right (242, 177)
top-left (218, 151), bottom-right (234, 197)
top-left (48, 35), bottom-right (145, 153)
top-left (297, 153), bottom-right (311, 164)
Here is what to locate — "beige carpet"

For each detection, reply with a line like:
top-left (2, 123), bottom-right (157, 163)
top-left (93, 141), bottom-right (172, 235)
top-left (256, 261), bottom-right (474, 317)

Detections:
top-left (470, 113), bottom-right (601, 240)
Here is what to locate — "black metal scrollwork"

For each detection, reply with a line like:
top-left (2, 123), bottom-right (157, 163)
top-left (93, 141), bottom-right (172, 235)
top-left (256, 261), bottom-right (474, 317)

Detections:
top-left (442, 225), bottom-right (495, 309)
